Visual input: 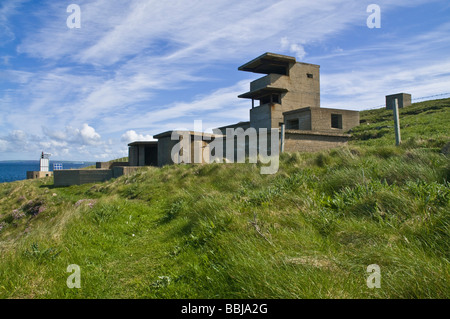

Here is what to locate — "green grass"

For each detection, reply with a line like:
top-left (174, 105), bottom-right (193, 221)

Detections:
top-left (0, 99), bottom-right (449, 298)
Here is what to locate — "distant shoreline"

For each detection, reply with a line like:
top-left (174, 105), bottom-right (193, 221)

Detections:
top-left (0, 161), bottom-right (96, 183)
top-left (0, 160), bottom-right (94, 164)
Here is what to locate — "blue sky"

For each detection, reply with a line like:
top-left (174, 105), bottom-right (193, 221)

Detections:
top-left (1, 0), bottom-right (449, 161)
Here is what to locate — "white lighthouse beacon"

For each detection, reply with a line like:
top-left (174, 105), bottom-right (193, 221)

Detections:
top-left (40, 151), bottom-right (50, 172)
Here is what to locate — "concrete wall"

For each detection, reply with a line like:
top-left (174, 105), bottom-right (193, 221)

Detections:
top-left (54, 169), bottom-right (113, 187)
top-left (310, 108), bottom-right (359, 133)
top-left (283, 62), bottom-right (320, 110)
top-left (138, 145), bottom-right (146, 166)
top-left (156, 135), bottom-right (180, 167)
top-left (27, 171), bottom-right (53, 179)
top-left (96, 161), bottom-right (129, 169)
top-left (250, 104), bottom-right (273, 131)
top-left (284, 130), bottom-right (350, 153)
top-left (250, 74), bottom-right (290, 92)
top-left (112, 166), bottom-right (141, 178)
top-left (386, 93), bottom-right (412, 109)
top-left (284, 108), bottom-right (311, 130)
top-left (129, 145), bottom-right (139, 166)
top-left (96, 162), bottom-right (109, 169)
top-left (155, 131), bottom-right (213, 166)
top-left (109, 162), bottom-right (129, 169)
top-left (284, 107), bottom-right (359, 134)
top-left (53, 166), bottom-right (146, 187)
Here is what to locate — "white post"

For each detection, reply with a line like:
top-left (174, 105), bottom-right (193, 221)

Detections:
top-left (280, 124), bottom-right (285, 153)
top-left (393, 98), bottom-right (401, 146)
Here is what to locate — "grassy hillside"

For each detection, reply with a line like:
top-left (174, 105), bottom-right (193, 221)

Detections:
top-left (0, 99), bottom-right (449, 299)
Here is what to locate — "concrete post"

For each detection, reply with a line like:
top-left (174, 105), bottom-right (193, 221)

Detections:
top-left (393, 98), bottom-right (401, 146)
top-left (280, 124), bottom-right (285, 153)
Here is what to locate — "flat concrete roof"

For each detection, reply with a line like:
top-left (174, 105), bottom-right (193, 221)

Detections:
top-left (238, 87), bottom-right (288, 99)
top-left (128, 141), bottom-right (158, 147)
top-left (238, 52), bottom-right (319, 74)
top-left (283, 107), bottom-right (311, 115)
top-left (283, 107), bottom-right (359, 116)
top-left (238, 52), bottom-right (296, 74)
top-left (285, 129), bottom-right (351, 138)
top-left (386, 93), bottom-right (411, 97)
top-left (216, 121), bottom-right (250, 130)
top-left (153, 130), bottom-right (218, 139)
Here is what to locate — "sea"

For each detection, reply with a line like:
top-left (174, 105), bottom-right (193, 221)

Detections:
top-left (0, 161), bottom-right (95, 183)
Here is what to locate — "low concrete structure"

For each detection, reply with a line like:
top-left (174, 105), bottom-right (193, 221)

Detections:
top-left (27, 171), bottom-right (53, 179)
top-left (53, 165), bottom-right (143, 187)
top-left (54, 169), bottom-right (113, 187)
top-left (386, 93), bottom-right (412, 109)
top-left (96, 161), bottom-right (129, 169)
top-left (112, 166), bottom-right (142, 178)
top-left (128, 141), bottom-right (158, 166)
top-left (284, 130), bottom-right (350, 153)
top-left (154, 131), bottom-right (212, 167)
top-left (283, 107), bottom-right (360, 133)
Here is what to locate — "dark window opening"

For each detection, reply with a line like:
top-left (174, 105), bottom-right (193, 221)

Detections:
top-left (272, 94), bottom-right (280, 104)
top-left (259, 94), bottom-right (281, 106)
top-left (331, 114), bottom-right (343, 129)
top-left (287, 119), bottom-right (299, 130)
top-left (260, 96), bottom-right (270, 105)
top-left (307, 73), bottom-right (314, 79)
top-left (274, 67), bottom-right (288, 76)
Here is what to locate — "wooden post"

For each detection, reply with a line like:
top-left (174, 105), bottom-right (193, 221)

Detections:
top-left (280, 124), bottom-right (285, 153)
top-left (393, 98), bottom-right (401, 146)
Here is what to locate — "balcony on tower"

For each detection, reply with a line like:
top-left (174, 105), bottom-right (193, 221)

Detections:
top-left (238, 52), bottom-right (320, 130)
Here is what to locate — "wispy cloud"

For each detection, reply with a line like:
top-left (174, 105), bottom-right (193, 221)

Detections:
top-left (0, 0), bottom-right (30, 45)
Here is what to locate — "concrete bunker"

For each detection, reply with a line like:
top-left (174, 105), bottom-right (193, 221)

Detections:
top-left (54, 52), bottom-right (364, 186)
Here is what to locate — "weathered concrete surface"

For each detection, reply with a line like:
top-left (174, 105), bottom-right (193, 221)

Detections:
top-left (284, 130), bottom-right (350, 152)
top-left (386, 93), bottom-right (412, 109)
top-left (96, 162), bottom-right (129, 169)
top-left (238, 52), bottom-right (320, 130)
top-left (112, 166), bottom-right (142, 178)
top-left (217, 121), bottom-right (250, 135)
top-left (128, 141), bottom-right (158, 166)
top-left (27, 171), bottom-right (53, 180)
top-left (54, 169), bottom-right (113, 187)
top-left (154, 131), bottom-right (212, 167)
top-left (284, 107), bottom-right (360, 133)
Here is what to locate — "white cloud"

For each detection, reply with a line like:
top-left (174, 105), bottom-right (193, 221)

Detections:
top-left (43, 124), bottom-right (102, 146)
top-left (101, 79), bottom-right (251, 134)
top-left (79, 124), bottom-right (102, 145)
top-left (120, 130), bottom-right (154, 143)
top-left (290, 44), bottom-right (306, 60)
top-left (280, 37), bottom-right (306, 60)
top-left (0, 0), bottom-right (28, 45)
